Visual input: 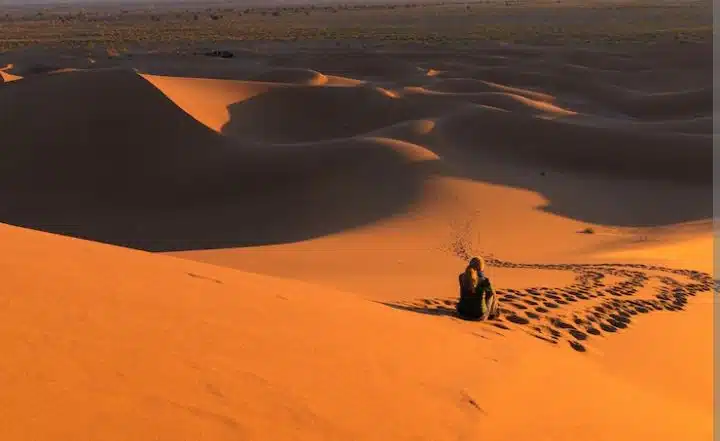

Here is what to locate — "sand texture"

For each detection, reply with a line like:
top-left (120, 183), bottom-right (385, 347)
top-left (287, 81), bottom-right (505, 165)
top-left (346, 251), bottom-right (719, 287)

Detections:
top-left (0, 3), bottom-right (713, 439)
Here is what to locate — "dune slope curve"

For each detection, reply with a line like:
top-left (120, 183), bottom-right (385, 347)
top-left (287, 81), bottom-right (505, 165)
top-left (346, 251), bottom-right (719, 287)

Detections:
top-left (0, 223), bottom-right (712, 441)
top-left (0, 69), bottom-right (440, 250)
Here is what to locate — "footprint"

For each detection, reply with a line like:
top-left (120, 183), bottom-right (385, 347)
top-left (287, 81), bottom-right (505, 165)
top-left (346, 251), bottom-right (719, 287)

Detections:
top-left (607, 318), bottom-right (628, 329)
top-left (569, 341), bottom-right (586, 352)
top-left (609, 313), bottom-right (631, 324)
top-left (600, 322), bottom-right (618, 333)
top-left (568, 329), bottom-right (587, 341)
top-left (551, 319), bottom-right (574, 330)
top-left (506, 314), bottom-right (530, 325)
top-left (586, 327), bottom-right (601, 336)
top-left (532, 334), bottom-right (557, 344)
top-left (390, 259), bottom-right (714, 352)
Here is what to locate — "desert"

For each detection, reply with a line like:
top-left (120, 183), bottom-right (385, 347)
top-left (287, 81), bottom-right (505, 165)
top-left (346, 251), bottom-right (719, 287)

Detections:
top-left (0, 1), bottom-right (714, 440)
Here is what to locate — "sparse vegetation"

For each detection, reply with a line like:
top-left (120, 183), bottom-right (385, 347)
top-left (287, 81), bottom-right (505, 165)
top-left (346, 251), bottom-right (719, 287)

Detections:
top-left (0, 0), bottom-right (710, 52)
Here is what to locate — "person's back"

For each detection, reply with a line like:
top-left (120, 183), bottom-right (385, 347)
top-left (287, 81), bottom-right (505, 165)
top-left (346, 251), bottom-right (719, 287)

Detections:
top-left (456, 257), bottom-right (499, 320)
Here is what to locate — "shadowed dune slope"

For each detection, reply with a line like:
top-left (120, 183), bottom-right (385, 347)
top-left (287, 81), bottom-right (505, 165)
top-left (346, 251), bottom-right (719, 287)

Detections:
top-left (267, 51), bottom-right (422, 80)
top-left (0, 43), bottom-right (711, 253)
top-left (433, 105), bottom-right (710, 184)
top-left (0, 69), bottom-right (442, 250)
top-left (249, 68), bottom-right (329, 85)
top-left (456, 66), bottom-right (712, 119)
top-left (0, 68), bottom-right (235, 202)
top-left (426, 78), bottom-right (556, 102)
top-left (219, 84), bottom-right (463, 143)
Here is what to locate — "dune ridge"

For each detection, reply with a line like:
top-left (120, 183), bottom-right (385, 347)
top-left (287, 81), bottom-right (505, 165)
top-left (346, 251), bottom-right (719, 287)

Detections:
top-left (0, 69), bottom-right (236, 202)
top-left (0, 64), bottom-right (23, 82)
top-left (0, 43), bottom-right (711, 249)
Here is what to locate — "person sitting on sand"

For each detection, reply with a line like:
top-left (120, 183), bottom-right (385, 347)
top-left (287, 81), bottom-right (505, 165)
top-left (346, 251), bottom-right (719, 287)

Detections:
top-left (457, 257), bottom-right (500, 321)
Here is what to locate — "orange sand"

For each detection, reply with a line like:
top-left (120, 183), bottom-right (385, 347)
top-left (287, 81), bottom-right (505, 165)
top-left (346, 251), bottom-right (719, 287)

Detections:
top-left (0, 39), bottom-right (712, 441)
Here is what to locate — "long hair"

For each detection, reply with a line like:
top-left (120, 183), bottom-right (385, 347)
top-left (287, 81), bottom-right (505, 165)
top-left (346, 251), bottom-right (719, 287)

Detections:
top-left (469, 256), bottom-right (485, 272)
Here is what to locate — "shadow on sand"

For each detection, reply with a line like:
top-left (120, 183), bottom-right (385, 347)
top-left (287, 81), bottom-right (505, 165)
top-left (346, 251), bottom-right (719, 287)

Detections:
top-left (0, 46), bottom-right (712, 251)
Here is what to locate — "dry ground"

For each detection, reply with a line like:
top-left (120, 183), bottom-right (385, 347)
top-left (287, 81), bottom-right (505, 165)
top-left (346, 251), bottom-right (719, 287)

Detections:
top-left (0, 1), bottom-right (714, 440)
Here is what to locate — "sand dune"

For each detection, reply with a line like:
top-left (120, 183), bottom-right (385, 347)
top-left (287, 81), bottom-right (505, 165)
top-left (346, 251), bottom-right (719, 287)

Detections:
top-left (0, 223), bottom-right (713, 441)
top-left (427, 77), bottom-right (556, 101)
top-left (0, 71), bottom-right (22, 83)
top-left (0, 47), bottom-right (98, 77)
top-left (0, 64), bottom-right (23, 82)
top-left (218, 84), bottom-right (465, 143)
top-left (452, 66), bottom-right (712, 119)
top-left (267, 50), bottom-right (422, 80)
top-left (613, 87), bottom-right (712, 119)
top-left (429, 74), bottom-right (713, 121)
top-left (0, 68), bottom-right (235, 203)
top-left (0, 37), bottom-right (713, 441)
top-left (435, 105), bottom-right (710, 184)
top-left (249, 68), bottom-right (329, 85)
top-left (569, 114), bottom-right (713, 135)
top-left (0, 68), bottom-right (441, 249)
top-left (141, 73), bottom-right (280, 132)
top-left (402, 87), bottom-right (577, 116)
top-left (1, 63), bottom-right (708, 251)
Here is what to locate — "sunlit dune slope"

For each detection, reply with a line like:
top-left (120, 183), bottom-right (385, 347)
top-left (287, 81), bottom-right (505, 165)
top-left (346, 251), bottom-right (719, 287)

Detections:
top-left (141, 73), bottom-right (278, 132)
top-left (141, 71), bottom-right (709, 187)
top-left (0, 223), bottom-right (712, 441)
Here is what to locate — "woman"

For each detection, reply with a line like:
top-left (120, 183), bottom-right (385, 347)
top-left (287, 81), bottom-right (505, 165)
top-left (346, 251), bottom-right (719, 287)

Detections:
top-left (457, 256), bottom-right (499, 320)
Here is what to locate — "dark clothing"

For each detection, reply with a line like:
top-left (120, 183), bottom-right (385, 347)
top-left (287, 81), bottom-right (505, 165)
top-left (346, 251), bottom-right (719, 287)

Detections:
top-left (457, 269), bottom-right (499, 320)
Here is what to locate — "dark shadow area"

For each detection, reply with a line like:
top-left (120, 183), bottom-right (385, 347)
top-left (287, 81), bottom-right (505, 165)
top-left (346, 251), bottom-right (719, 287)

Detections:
top-left (431, 114), bottom-right (712, 227)
top-left (380, 299), bottom-right (509, 325)
top-left (569, 341), bottom-right (586, 352)
top-left (380, 302), bottom-right (459, 319)
top-left (0, 45), bottom-right (712, 251)
top-left (0, 155), bottom-right (436, 252)
top-left (434, 132), bottom-right (712, 227)
top-left (505, 314), bottom-right (530, 325)
top-left (0, 68), bottom-right (437, 251)
top-left (264, 50), bottom-right (424, 82)
top-left (218, 83), bottom-right (459, 143)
